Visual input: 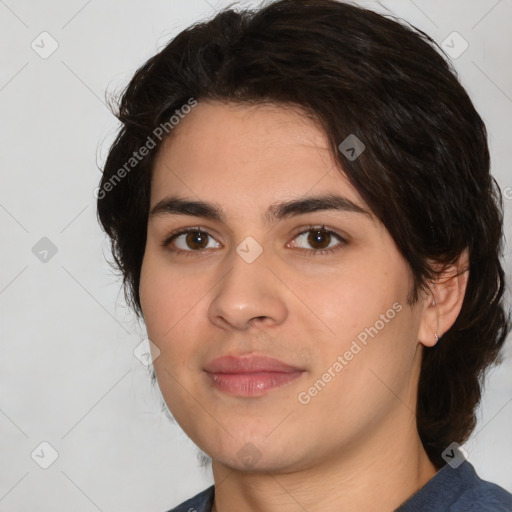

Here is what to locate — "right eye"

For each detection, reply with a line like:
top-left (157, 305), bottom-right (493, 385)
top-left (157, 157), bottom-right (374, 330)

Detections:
top-left (162, 228), bottom-right (221, 254)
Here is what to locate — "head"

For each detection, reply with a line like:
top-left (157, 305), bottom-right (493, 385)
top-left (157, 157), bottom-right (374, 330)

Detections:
top-left (97, 0), bottom-right (509, 471)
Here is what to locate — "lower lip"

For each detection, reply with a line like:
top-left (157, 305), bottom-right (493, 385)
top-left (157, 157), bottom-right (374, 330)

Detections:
top-left (205, 371), bottom-right (304, 397)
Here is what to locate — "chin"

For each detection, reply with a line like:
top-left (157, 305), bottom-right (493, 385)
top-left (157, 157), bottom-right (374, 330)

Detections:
top-left (202, 432), bottom-right (307, 474)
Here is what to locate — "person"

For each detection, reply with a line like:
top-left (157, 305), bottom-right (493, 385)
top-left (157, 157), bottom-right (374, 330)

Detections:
top-left (96, 0), bottom-right (512, 510)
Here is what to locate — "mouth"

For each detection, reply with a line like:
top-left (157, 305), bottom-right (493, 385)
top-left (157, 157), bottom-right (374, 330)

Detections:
top-left (203, 355), bottom-right (305, 397)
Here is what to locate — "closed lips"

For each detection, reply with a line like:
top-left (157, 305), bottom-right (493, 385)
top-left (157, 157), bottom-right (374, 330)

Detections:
top-left (204, 355), bottom-right (303, 374)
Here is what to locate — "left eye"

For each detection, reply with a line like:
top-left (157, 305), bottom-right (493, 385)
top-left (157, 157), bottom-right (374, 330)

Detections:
top-left (290, 227), bottom-right (345, 253)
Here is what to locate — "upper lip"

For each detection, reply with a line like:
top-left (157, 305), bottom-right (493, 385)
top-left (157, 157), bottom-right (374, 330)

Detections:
top-left (204, 355), bottom-right (303, 374)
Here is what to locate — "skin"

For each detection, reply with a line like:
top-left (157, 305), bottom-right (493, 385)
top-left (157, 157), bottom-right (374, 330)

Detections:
top-left (139, 100), bottom-right (469, 512)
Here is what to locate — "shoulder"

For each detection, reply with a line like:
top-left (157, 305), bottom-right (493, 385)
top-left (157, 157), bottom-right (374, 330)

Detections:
top-left (164, 485), bottom-right (215, 512)
top-left (459, 474), bottom-right (512, 512)
top-left (396, 460), bottom-right (512, 512)
top-left (444, 461), bottom-right (512, 512)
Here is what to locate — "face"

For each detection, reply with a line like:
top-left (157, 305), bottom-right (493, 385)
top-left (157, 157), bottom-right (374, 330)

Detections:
top-left (139, 100), bottom-right (428, 473)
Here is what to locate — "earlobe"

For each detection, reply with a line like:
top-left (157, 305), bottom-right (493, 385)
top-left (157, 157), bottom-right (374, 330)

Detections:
top-left (418, 249), bottom-right (470, 347)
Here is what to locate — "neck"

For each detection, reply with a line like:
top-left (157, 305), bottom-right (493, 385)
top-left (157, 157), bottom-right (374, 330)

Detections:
top-left (211, 410), bottom-right (438, 512)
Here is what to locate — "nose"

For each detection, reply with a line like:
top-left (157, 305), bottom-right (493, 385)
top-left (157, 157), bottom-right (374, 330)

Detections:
top-left (207, 248), bottom-right (288, 331)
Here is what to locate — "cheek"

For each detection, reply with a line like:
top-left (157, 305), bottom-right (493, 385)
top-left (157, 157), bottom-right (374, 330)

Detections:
top-left (296, 263), bottom-right (406, 353)
top-left (299, 258), bottom-right (418, 402)
top-left (139, 255), bottom-right (168, 337)
top-left (139, 253), bottom-right (214, 389)
top-left (140, 258), bottom-right (198, 397)
top-left (297, 303), bottom-right (420, 432)
top-left (140, 252), bottom-right (200, 338)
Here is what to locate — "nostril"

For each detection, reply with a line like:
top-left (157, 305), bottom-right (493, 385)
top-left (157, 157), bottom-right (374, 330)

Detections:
top-left (250, 316), bottom-right (269, 325)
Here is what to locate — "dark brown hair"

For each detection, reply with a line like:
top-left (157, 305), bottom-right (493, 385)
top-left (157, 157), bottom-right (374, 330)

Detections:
top-left (96, 0), bottom-right (510, 469)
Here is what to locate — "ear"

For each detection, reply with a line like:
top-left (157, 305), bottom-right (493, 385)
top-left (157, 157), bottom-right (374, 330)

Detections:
top-left (417, 249), bottom-right (469, 347)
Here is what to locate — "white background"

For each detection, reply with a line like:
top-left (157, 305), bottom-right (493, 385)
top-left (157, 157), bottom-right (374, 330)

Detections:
top-left (1, 0), bottom-right (511, 510)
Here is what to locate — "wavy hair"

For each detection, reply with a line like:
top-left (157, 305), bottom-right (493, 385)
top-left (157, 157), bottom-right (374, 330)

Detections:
top-left (96, 0), bottom-right (510, 469)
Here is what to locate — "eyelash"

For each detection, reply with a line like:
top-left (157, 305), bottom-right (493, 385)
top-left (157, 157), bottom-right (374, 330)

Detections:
top-left (161, 225), bottom-right (347, 257)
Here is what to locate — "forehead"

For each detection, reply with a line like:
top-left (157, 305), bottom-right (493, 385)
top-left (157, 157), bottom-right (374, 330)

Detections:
top-left (150, 100), bottom-right (364, 211)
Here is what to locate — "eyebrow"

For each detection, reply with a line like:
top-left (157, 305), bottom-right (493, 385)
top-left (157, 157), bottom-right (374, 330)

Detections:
top-left (148, 193), bottom-right (371, 223)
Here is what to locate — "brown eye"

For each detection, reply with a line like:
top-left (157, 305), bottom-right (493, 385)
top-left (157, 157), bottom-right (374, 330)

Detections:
top-left (307, 229), bottom-right (332, 250)
top-left (184, 231), bottom-right (209, 250)
top-left (290, 226), bottom-right (346, 255)
top-left (166, 229), bottom-right (220, 252)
